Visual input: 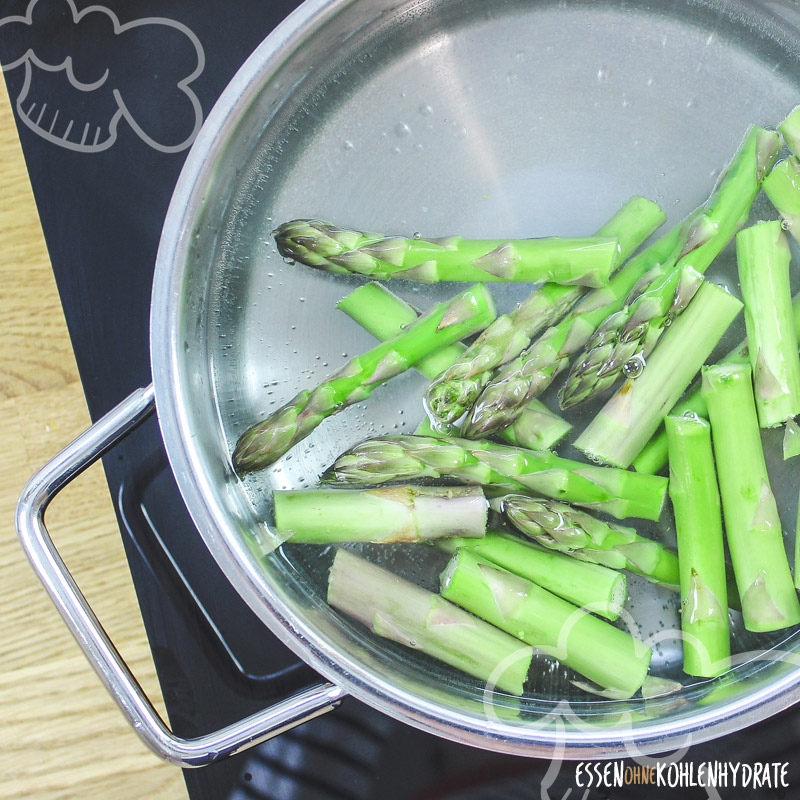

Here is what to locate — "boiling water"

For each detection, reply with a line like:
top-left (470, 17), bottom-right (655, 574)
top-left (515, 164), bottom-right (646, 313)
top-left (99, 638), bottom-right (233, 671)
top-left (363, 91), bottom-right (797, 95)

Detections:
top-left (209, 0), bottom-right (800, 708)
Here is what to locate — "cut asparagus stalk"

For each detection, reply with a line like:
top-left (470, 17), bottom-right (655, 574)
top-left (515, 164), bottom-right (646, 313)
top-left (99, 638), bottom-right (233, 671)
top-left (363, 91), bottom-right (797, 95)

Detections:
top-left (323, 435), bottom-right (669, 521)
top-left (424, 197), bottom-right (665, 422)
top-left (779, 104), bottom-right (800, 156)
top-left (665, 415), bottom-right (730, 678)
top-left (274, 485), bottom-right (487, 543)
top-left (633, 291), bottom-right (800, 474)
top-left (337, 282), bottom-right (467, 381)
top-left (339, 282), bottom-right (573, 449)
top-left (574, 280), bottom-right (743, 468)
top-left (275, 220), bottom-right (620, 287)
top-left (439, 550), bottom-right (651, 697)
top-left (464, 223), bottom-right (689, 439)
top-left (233, 283), bottom-right (496, 473)
top-left (494, 495), bottom-right (679, 588)
top-left (736, 220), bottom-right (800, 428)
top-left (560, 126), bottom-right (781, 409)
top-left (785, 419), bottom-right (800, 460)
top-left (762, 158), bottom-right (800, 241)
top-left (436, 531), bottom-right (627, 620)
top-left (701, 363), bottom-right (800, 632)
top-left (497, 399), bottom-right (572, 450)
top-left (328, 549), bottom-right (533, 695)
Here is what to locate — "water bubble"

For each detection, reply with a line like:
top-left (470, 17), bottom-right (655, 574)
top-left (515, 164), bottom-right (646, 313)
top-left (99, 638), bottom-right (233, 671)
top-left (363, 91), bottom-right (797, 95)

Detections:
top-left (622, 354), bottom-right (646, 378)
top-left (395, 122), bottom-right (411, 137)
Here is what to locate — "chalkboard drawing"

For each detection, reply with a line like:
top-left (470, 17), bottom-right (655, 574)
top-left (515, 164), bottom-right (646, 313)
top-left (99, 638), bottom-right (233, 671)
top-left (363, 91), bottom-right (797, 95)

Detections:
top-left (0, 0), bottom-right (205, 153)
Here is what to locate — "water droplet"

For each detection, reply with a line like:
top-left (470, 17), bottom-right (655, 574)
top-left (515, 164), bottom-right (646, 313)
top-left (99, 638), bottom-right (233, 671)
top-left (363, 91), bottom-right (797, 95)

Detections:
top-left (647, 76), bottom-right (655, 87)
top-left (622, 354), bottom-right (646, 378)
top-left (597, 65), bottom-right (610, 81)
top-left (343, 140), bottom-right (354, 150)
top-left (395, 122), bottom-right (411, 137)
top-left (506, 71), bottom-right (518, 85)
top-left (412, 232), bottom-right (421, 240)
top-left (419, 103), bottom-right (432, 115)
top-left (453, 126), bottom-right (467, 139)
top-left (515, 51), bottom-right (526, 62)
top-left (782, 218), bottom-right (792, 231)
top-left (414, 142), bottom-right (424, 152)
top-left (299, 297), bottom-right (305, 303)
top-left (686, 98), bottom-right (696, 109)
top-left (622, 96), bottom-right (632, 109)
top-left (421, 205), bottom-right (429, 213)
top-left (391, 146), bottom-right (401, 155)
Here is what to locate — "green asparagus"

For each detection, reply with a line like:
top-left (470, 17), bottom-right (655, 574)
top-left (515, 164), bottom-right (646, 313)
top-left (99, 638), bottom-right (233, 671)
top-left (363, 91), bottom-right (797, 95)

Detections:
top-left (424, 197), bottom-right (665, 423)
top-left (494, 495), bottom-right (679, 588)
top-left (439, 550), bottom-right (652, 697)
top-left (328, 549), bottom-right (534, 695)
top-left (736, 220), bottom-right (800, 428)
top-left (233, 283), bottom-right (496, 473)
top-left (338, 282), bottom-right (573, 449)
top-left (463, 224), bottom-right (688, 439)
top-left (665, 415), bottom-right (730, 678)
top-left (275, 220), bottom-right (619, 287)
top-left (274, 485), bottom-right (487, 543)
top-left (763, 158), bottom-right (800, 241)
top-left (336, 282), bottom-right (467, 381)
top-left (436, 531), bottom-right (627, 621)
top-left (574, 281), bottom-right (743, 468)
top-left (323, 434), bottom-right (669, 521)
top-left (633, 290), bottom-right (800, 475)
top-left (559, 125), bottom-right (781, 409)
top-left (779, 104), bottom-right (800, 156)
top-left (701, 363), bottom-right (800, 632)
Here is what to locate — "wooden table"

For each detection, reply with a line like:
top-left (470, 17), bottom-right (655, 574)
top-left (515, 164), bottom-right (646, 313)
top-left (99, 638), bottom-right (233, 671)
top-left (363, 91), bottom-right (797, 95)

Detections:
top-left (0, 81), bottom-right (187, 799)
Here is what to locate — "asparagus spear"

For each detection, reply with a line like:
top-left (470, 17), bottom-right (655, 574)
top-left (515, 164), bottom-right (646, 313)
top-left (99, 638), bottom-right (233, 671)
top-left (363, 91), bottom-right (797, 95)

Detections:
top-left (779, 104), bottom-right (800, 156)
top-left (497, 400), bottom-right (572, 451)
top-left (336, 282), bottom-right (467, 381)
top-left (415, 402), bottom-right (572, 451)
top-left (762, 158), bottom-right (800, 241)
top-left (323, 435), bottom-right (669, 521)
top-left (574, 280), bottom-right (743, 468)
top-left (633, 291), bottom-right (800, 475)
top-left (736, 221), bottom-right (800, 428)
top-left (275, 220), bottom-right (620, 287)
top-left (424, 197), bottom-right (665, 423)
top-left (494, 495), bottom-right (679, 588)
top-left (439, 550), bottom-right (652, 697)
top-left (328, 549), bottom-right (534, 695)
top-left (665, 415), bottom-right (730, 678)
top-left (464, 223), bottom-right (688, 439)
top-left (339, 282), bottom-right (573, 449)
top-left (233, 283), bottom-right (496, 473)
top-left (274, 485), bottom-right (487, 543)
top-left (559, 125), bottom-right (781, 409)
top-left (436, 531), bottom-right (627, 621)
top-left (701, 363), bottom-right (800, 632)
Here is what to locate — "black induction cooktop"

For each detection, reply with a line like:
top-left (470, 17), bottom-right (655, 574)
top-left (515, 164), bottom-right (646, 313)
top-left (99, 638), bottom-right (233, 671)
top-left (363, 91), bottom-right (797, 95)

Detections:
top-left (3, 2), bottom-right (800, 798)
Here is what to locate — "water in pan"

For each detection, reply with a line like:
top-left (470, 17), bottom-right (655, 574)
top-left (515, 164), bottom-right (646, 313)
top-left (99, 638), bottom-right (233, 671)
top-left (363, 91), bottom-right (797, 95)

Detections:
top-left (211, 0), bottom-right (800, 703)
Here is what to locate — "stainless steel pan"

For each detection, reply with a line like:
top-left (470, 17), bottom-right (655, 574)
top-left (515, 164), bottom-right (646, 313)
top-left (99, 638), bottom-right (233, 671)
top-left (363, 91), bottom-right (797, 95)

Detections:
top-left (17, 0), bottom-right (800, 766)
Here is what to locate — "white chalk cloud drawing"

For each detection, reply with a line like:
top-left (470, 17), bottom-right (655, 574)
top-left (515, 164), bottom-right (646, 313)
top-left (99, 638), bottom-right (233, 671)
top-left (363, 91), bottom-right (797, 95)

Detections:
top-left (0, 0), bottom-right (205, 153)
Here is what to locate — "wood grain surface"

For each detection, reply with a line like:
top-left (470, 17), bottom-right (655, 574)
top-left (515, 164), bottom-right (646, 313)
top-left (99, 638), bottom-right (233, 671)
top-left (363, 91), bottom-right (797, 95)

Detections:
top-left (0, 80), bottom-right (188, 798)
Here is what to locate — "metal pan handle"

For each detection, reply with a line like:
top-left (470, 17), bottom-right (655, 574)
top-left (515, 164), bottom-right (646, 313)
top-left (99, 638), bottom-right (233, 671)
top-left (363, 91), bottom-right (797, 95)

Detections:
top-left (15, 384), bottom-right (346, 767)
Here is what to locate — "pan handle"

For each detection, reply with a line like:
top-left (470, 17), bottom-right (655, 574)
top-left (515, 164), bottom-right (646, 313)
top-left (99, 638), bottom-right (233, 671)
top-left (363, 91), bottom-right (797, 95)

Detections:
top-left (15, 384), bottom-right (346, 767)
